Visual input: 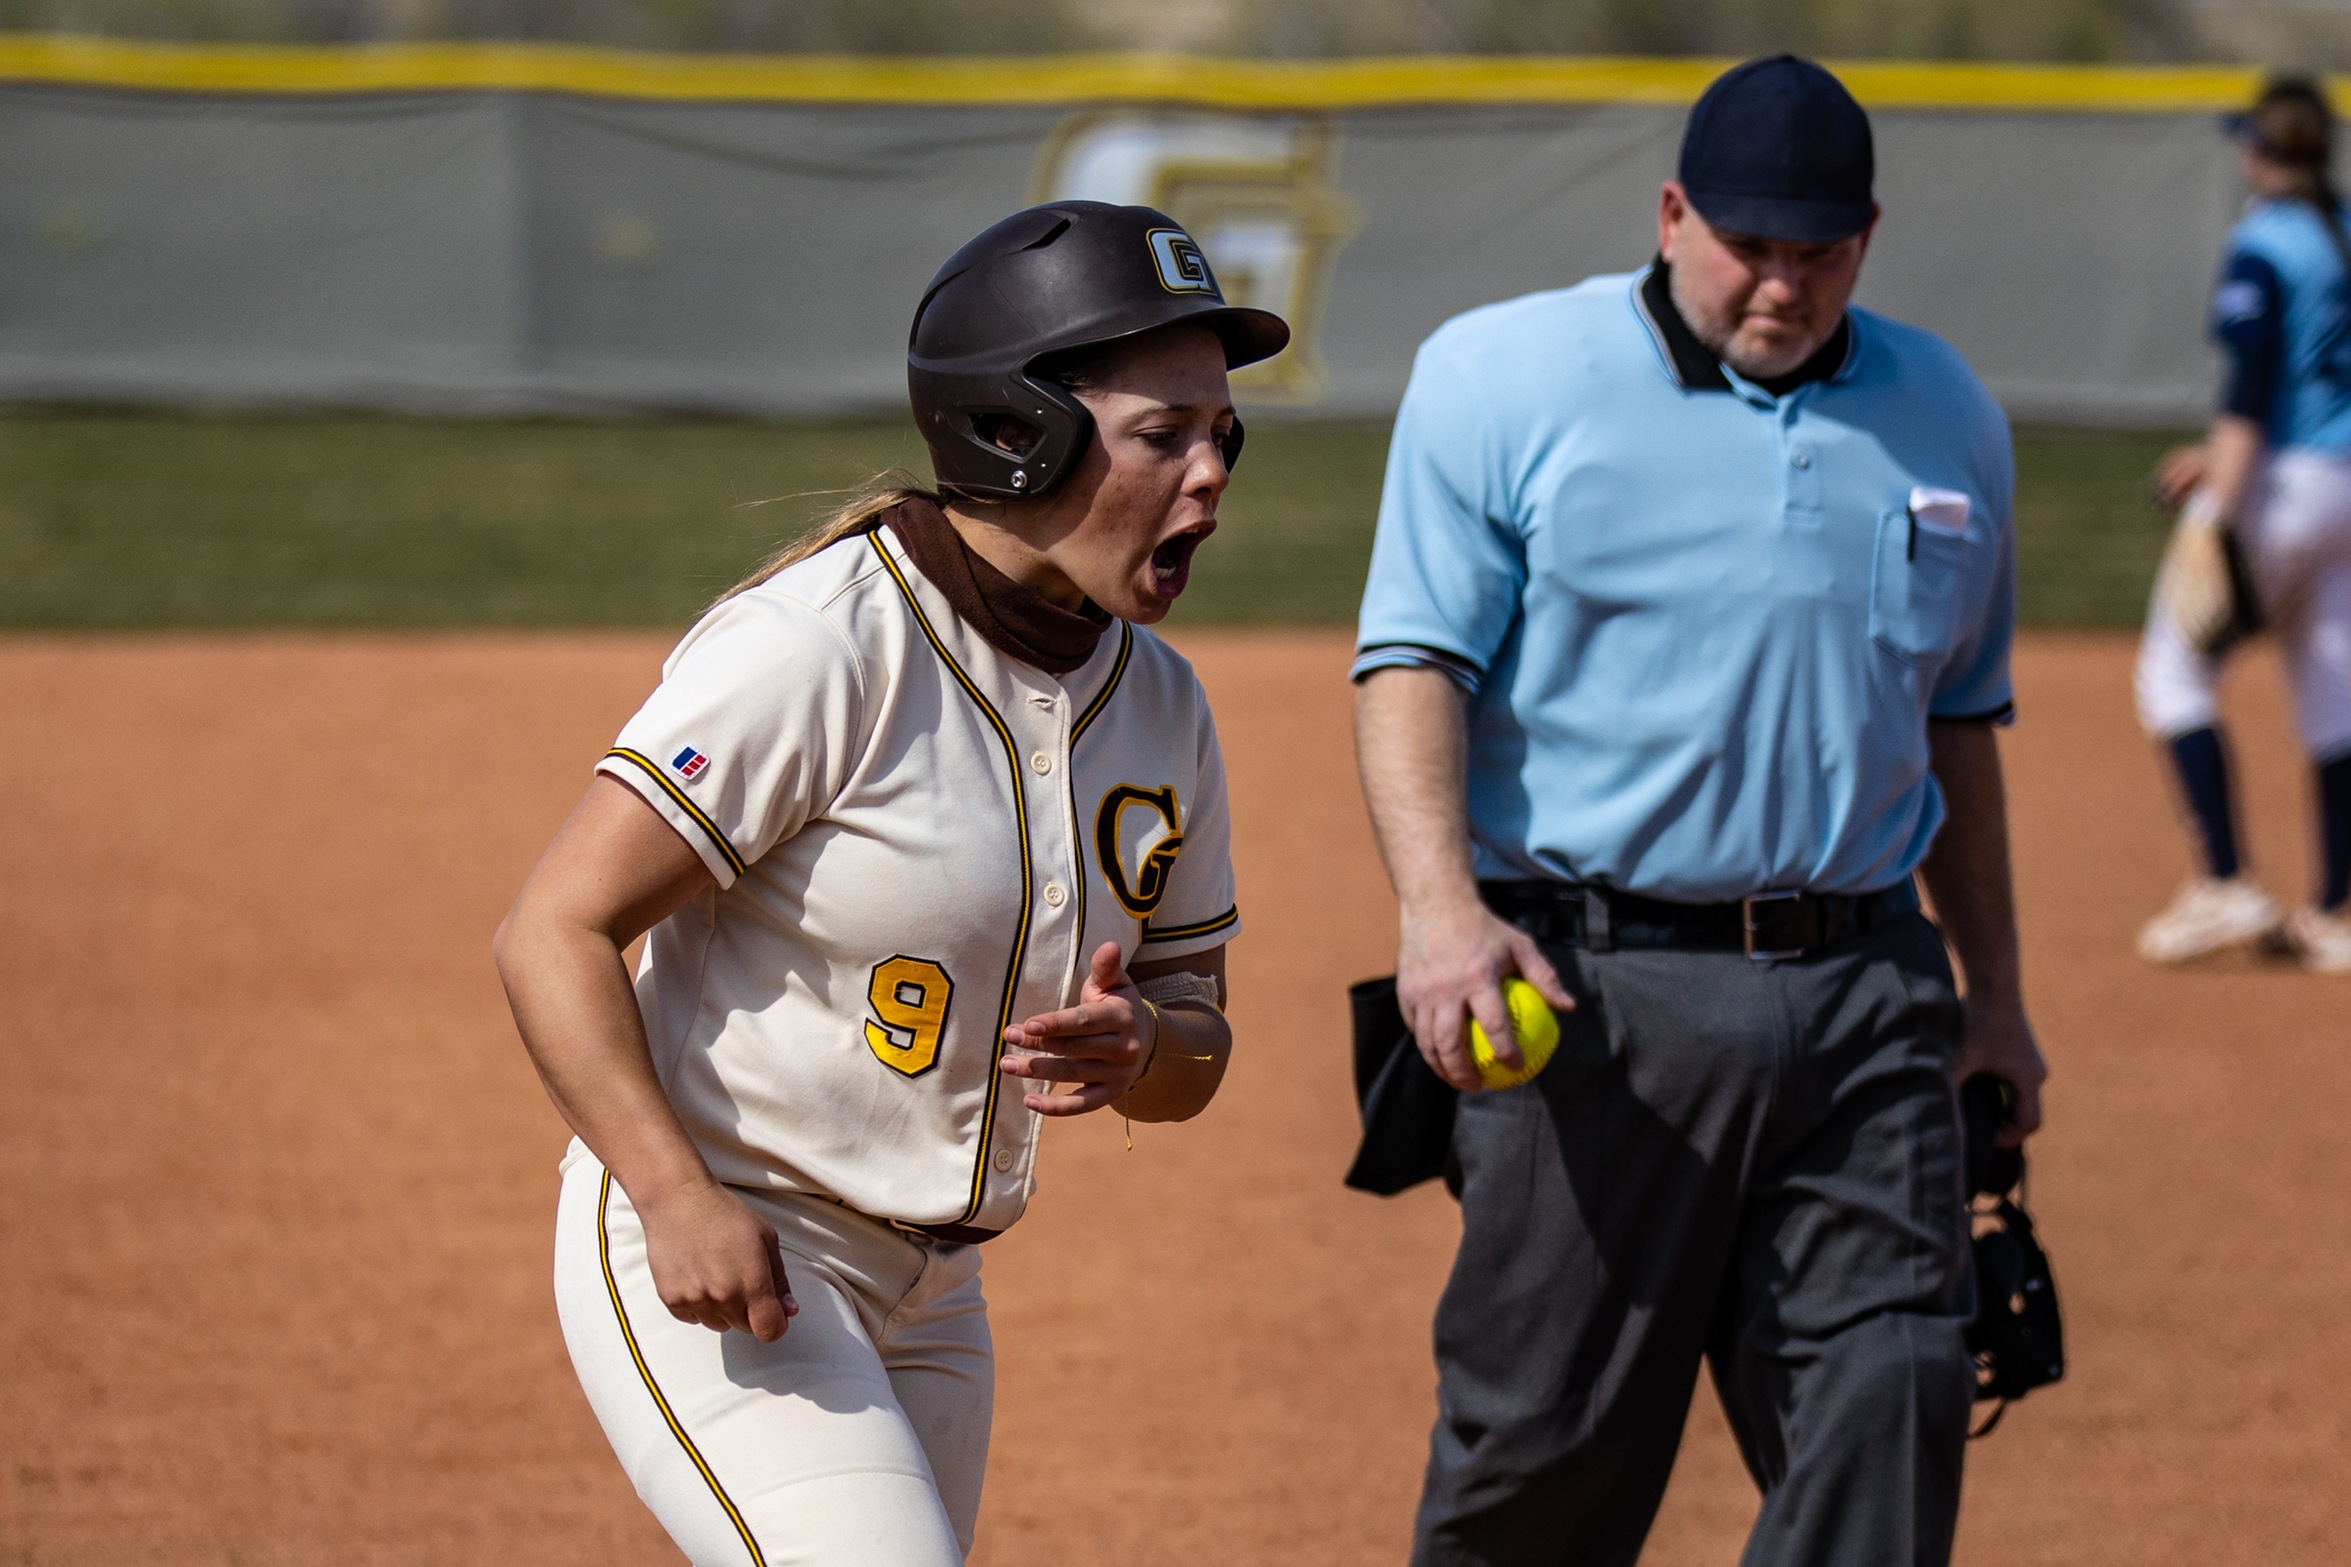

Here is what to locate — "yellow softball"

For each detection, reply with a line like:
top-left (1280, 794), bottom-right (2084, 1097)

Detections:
top-left (1467, 978), bottom-right (1560, 1090)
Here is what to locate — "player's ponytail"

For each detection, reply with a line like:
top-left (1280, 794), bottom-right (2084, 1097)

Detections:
top-left (2240, 77), bottom-right (2339, 210)
top-left (716, 348), bottom-right (1130, 605)
top-left (718, 473), bottom-right (942, 603)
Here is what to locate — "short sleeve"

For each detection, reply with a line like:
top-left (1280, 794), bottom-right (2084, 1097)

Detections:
top-left (597, 590), bottom-right (867, 887)
top-left (1135, 699), bottom-right (1241, 960)
top-left (2213, 249), bottom-right (2284, 424)
top-left (1353, 338), bottom-right (1528, 684)
top-left (1931, 415), bottom-right (2018, 723)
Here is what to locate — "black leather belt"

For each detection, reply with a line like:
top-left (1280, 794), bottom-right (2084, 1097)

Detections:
top-left (1479, 878), bottom-right (1922, 960)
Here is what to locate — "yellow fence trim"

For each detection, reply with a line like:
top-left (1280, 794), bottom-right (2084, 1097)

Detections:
top-left (0, 36), bottom-right (2284, 112)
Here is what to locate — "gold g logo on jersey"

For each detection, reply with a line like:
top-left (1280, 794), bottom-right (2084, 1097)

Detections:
top-left (1096, 784), bottom-right (1185, 919)
top-left (865, 955), bottom-right (954, 1077)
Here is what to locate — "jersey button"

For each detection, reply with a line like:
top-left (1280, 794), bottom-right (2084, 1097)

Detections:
top-left (993, 1149), bottom-right (1015, 1172)
top-left (1790, 447), bottom-right (1812, 469)
top-left (1043, 882), bottom-right (1066, 907)
top-left (1030, 751), bottom-right (1053, 774)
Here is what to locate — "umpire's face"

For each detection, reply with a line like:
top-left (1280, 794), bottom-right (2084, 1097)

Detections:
top-left (1658, 180), bottom-right (1875, 381)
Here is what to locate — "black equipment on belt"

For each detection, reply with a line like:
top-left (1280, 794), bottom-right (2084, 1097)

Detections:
top-left (1476, 878), bottom-right (1922, 959)
top-left (1961, 1074), bottom-right (2065, 1436)
top-left (1342, 878), bottom-right (1923, 1197)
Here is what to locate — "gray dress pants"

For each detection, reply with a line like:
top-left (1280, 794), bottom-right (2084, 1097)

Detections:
top-left (1412, 912), bottom-right (1975, 1567)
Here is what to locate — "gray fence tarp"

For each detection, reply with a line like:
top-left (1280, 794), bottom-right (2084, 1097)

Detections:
top-left (0, 80), bottom-right (2252, 423)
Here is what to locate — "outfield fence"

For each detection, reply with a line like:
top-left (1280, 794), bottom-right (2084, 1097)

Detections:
top-left (0, 41), bottom-right (2314, 423)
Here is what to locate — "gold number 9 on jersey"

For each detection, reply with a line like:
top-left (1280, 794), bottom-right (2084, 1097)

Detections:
top-left (864, 956), bottom-right (954, 1077)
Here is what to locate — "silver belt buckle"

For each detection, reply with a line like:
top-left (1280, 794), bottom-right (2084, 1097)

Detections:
top-left (1743, 889), bottom-right (1808, 961)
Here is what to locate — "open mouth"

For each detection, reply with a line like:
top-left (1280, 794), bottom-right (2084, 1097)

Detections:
top-left (1147, 525), bottom-right (1212, 600)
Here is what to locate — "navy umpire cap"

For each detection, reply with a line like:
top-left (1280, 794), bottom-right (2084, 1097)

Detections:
top-left (1679, 55), bottom-right (1876, 243)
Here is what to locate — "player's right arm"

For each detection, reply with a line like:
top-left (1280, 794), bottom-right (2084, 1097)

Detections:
top-left (1354, 668), bottom-right (1571, 1092)
top-left (493, 776), bottom-right (798, 1342)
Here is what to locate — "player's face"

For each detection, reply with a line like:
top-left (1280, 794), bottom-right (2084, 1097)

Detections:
top-left (1026, 324), bottom-right (1236, 625)
top-left (1658, 181), bottom-right (1875, 381)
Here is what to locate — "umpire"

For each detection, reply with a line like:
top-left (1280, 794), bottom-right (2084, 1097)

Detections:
top-left (1352, 56), bottom-right (2048, 1567)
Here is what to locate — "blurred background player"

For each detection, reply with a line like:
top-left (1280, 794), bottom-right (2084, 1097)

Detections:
top-left (2136, 77), bottom-right (2351, 973)
top-left (494, 202), bottom-right (1279, 1565)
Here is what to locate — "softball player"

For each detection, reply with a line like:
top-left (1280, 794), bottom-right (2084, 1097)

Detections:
top-left (2136, 77), bottom-right (2351, 972)
top-left (494, 201), bottom-right (1287, 1565)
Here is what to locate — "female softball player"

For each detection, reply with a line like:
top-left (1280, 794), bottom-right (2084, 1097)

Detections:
top-left (493, 201), bottom-right (1287, 1564)
top-left (2136, 77), bottom-right (2351, 973)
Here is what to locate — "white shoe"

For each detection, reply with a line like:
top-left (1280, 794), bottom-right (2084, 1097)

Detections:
top-left (2136, 877), bottom-right (2284, 964)
top-left (2283, 905), bottom-right (2351, 974)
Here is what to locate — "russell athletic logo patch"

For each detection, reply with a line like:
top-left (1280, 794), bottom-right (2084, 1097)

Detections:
top-left (670, 746), bottom-right (711, 782)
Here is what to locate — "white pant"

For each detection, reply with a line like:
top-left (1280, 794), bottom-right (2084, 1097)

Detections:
top-left (2136, 447), bottom-right (2351, 759)
top-left (553, 1145), bottom-right (992, 1566)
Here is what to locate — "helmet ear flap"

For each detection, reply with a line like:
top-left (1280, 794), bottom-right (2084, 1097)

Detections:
top-left (996, 375), bottom-right (1093, 498)
top-left (911, 365), bottom-right (1095, 501)
top-left (1219, 415), bottom-right (1246, 475)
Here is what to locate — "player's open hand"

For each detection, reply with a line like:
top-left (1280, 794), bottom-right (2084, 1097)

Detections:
top-left (635, 1177), bottom-right (799, 1341)
top-left (999, 942), bottom-right (1154, 1116)
top-left (1398, 899), bottom-right (1575, 1093)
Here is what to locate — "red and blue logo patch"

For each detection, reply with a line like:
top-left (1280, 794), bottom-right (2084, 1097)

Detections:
top-left (670, 746), bottom-right (711, 782)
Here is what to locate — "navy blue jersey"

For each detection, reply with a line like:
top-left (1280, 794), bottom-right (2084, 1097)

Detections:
top-left (2215, 197), bottom-right (2351, 452)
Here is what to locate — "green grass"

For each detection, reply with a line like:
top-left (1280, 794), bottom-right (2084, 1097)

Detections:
top-left (0, 411), bottom-right (2183, 630)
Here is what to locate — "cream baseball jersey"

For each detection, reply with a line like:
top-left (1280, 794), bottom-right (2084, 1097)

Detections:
top-left (596, 527), bottom-right (1239, 1232)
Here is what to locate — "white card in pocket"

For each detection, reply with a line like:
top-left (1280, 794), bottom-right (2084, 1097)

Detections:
top-left (1908, 487), bottom-right (1972, 537)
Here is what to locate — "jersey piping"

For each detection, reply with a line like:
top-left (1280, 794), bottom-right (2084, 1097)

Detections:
top-left (1140, 904), bottom-right (1240, 945)
top-left (1065, 622), bottom-right (1135, 998)
top-left (598, 1171), bottom-right (767, 1567)
top-left (868, 533), bottom-right (1033, 1225)
top-left (1070, 622), bottom-right (1134, 743)
top-left (603, 745), bottom-right (749, 878)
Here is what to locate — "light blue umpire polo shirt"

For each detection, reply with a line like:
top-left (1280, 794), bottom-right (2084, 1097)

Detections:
top-left (1354, 264), bottom-right (2017, 903)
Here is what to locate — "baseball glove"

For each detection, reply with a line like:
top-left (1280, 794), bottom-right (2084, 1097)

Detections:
top-left (1961, 1075), bottom-right (2065, 1437)
top-left (2155, 494), bottom-right (2265, 657)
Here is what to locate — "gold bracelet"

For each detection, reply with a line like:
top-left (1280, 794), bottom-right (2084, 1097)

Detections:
top-left (1134, 997), bottom-right (1163, 1083)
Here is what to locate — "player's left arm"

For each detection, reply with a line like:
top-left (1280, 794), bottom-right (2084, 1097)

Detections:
top-left (998, 942), bottom-right (1231, 1123)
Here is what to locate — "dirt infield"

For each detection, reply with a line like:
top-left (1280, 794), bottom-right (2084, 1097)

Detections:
top-left (2, 630), bottom-right (2345, 1565)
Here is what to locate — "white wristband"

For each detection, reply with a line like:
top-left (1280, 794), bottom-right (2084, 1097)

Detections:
top-left (1136, 970), bottom-right (1223, 1013)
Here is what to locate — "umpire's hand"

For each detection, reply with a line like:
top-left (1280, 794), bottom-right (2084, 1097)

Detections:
top-left (1397, 898), bottom-right (1576, 1092)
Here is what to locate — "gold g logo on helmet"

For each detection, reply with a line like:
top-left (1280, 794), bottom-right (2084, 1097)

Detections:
top-left (1146, 228), bottom-right (1219, 297)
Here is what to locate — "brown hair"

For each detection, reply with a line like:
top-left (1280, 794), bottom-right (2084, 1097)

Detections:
top-left (715, 321), bottom-right (1219, 605)
top-left (2244, 77), bottom-right (2339, 208)
top-left (715, 473), bottom-right (940, 604)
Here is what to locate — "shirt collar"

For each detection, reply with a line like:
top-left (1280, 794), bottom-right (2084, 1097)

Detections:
top-left (1634, 260), bottom-right (1855, 400)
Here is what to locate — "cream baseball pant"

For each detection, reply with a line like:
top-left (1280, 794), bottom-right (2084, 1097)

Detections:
top-left (2136, 446), bottom-right (2351, 757)
top-left (553, 1144), bottom-right (993, 1566)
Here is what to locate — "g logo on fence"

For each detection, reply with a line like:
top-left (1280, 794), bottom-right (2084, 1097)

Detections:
top-left (1148, 228), bottom-right (1219, 296)
top-left (1032, 111), bottom-right (1358, 402)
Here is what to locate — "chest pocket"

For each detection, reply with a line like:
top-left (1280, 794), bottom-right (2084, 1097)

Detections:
top-left (1869, 506), bottom-right (1984, 667)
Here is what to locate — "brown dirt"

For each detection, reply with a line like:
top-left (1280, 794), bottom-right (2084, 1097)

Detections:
top-left (1, 630), bottom-right (2345, 1566)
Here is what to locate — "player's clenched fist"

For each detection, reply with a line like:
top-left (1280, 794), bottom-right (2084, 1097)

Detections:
top-left (636, 1178), bottom-right (800, 1341)
top-left (1000, 943), bottom-right (1157, 1116)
